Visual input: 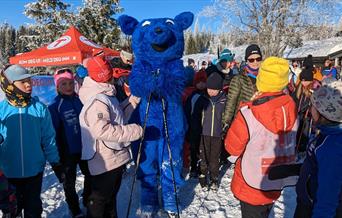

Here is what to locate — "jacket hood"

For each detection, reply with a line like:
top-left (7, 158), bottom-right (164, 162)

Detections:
top-left (78, 77), bottom-right (116, 104)
top-left (249, 92), bottom-right (297, 134)
top-left (317, 124), bottom-right (342, 135)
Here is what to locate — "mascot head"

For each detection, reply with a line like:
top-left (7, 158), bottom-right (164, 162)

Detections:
top-left (118, 12), bottom-right (194, 64)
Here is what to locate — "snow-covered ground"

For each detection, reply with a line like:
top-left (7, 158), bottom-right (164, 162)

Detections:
top-left (33, 164), bottom-right (296, 218)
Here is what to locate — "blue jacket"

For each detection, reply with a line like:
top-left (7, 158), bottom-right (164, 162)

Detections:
top-left (322, 67), bottom-right (338, 79)
top-left (296, 124), bottom-right (342, 218)
top-left (0, 98), bottom-right (60, 178)
top-left (48, 95), bottom-right (83, 157)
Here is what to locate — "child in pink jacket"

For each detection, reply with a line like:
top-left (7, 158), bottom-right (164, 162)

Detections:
top-left (79, 56), bottom-right (143, 218)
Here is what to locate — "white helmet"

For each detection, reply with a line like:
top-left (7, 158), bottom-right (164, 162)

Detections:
top-left (311, 80), bottom-right (342, 122)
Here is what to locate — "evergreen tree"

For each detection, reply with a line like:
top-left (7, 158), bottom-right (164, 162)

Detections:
top-left (75, 0), bottom-right (122, 49)
top-left (185, 32), bottom-right (197, 54)
top-left (0, 23), bottom-right (16, 66)
top-left (16, 25), bottom-right (30, 53)
top-left (23, 0), bottom-right (74, 49)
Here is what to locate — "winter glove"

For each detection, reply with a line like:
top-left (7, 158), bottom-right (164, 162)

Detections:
top-left (268, 163), bottom-right (303, 180)
top-left (51, 163), bottom-right (66, 183)
top-left (128, 95), bottom-right (141, 109)
top-left (221, 124), bottom-right (230, 140)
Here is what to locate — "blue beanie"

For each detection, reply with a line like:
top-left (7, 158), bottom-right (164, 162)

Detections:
top-left (219, 49), bottom-right (235, 62)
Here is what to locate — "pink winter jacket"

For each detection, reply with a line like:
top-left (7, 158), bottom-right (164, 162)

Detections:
top-left (79, 77), bottom-right (143, 176)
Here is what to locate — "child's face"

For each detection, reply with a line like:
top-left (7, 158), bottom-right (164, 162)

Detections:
top-left (14, 78), bottom-right (32, 94)
top-left (207, 88), bottom-right (220, 97)
top-left (57, 79), bottom-right (75, 96)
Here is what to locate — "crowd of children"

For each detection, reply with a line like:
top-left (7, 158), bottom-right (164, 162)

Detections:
top-left (182, 46), bottom-right (342, 218)
top-left (0, 45), bottom-right (341, 218)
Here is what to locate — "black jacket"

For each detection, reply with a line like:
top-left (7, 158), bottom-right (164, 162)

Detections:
top-left (205, 64), bottom-right (233, 87)
top-left (191, 91), bottom-right (226, 139)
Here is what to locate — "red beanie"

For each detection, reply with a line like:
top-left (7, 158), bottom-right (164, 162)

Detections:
top-left (87, 56), bottom-right (112, 83)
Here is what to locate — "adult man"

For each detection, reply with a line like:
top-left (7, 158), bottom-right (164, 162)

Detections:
top-left (206, 48), bottom-right (235, 87)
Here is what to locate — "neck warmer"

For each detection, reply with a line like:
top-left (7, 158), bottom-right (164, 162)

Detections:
top-left (0, 72), bottom-right (31, 107)
top-left (216, 62), bottom-right (231, 75)
top-left (245, 65), bottom-right (259, 78)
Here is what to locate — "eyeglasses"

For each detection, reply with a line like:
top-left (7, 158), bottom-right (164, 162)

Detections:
top-left (247, 57), bottom-right (262, 63)
top-left (56, 68), bottom-right (73, 75)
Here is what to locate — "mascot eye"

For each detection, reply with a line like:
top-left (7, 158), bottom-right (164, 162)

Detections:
top-left (142, 21), bottom-right (151, 27)
top-left (166, 19), bottom-right (174, 25)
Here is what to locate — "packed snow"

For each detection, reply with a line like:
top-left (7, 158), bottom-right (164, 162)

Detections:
top-left (23, 164), bottom-right (297, 218)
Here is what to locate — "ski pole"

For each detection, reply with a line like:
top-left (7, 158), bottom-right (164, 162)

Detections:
top-left (161, 97), bottom-right (180, 217)
top-left (126, 93), bottom-right (152, 218)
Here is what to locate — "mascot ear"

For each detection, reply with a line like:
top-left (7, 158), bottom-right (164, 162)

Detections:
top-left (174, 12), bottom-right (194, 30)
top-left (118, 15), bottom-right (139, 35)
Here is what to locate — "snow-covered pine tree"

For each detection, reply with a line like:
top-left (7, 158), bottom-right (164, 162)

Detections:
top-left (23, 0), bottom-right (74, 50)
top-left (201, 0), bottom-right (340, 57)
top-left (0, 23), bottom-right (16, 66)
top-left (15, 25), bottom-right (32, 53)
top-left (75, 0), bottom-right (122, 49)
top-left (118, 35), bottom-right (132, 52)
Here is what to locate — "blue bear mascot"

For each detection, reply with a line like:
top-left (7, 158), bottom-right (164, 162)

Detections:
top-left (118, 12), bottom-right (194, 217)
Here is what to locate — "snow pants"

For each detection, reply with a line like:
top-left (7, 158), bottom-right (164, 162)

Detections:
top-left (199, 136), bottom-right (222, 181)
top-left (87, 166), bottom-right (124, 218)
top-left (8, 172), bottom-right (43, 218)
top-left (0, 171), bottom-right (16, 216)
top-left (138, 137), bottom-right (184, 213)
top-left (62, 154), bottom-right (91, 216)
top-left (240, 200), bottom-right (273, 218)
top-left (190, 138), bottom-right (200, 174)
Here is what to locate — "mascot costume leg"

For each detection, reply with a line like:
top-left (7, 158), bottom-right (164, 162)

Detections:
top-left (118, 12), bottom-right (194, 217)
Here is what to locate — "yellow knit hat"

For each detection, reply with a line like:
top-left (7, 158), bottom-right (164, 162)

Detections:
top-left (256, 56), bottom-right (290, 92)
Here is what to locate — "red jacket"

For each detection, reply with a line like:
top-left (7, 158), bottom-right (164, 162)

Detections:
top-left (225, 92), bottom-right (297, 205)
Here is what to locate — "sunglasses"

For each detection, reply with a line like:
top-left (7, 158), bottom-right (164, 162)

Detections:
top-left (247, 57), bottom-right (262, 63)
top-left (56, 68), bottom-right (73, 75)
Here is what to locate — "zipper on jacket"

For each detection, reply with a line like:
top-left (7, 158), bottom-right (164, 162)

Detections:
top-left (19, 108), bottom-right (24, 176)
top-left (211, 101), bottom-right (215, 136)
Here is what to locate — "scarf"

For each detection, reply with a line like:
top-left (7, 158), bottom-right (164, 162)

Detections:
top-left (244, 65), bottom-right (259, 79)
top-left (0, 71), bottom-right (31, 107)
top-left (216, 62), bottom-right (231, 75)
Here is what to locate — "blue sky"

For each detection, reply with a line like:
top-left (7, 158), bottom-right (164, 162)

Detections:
top-left (0, 0), bottom-right (213, 29)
